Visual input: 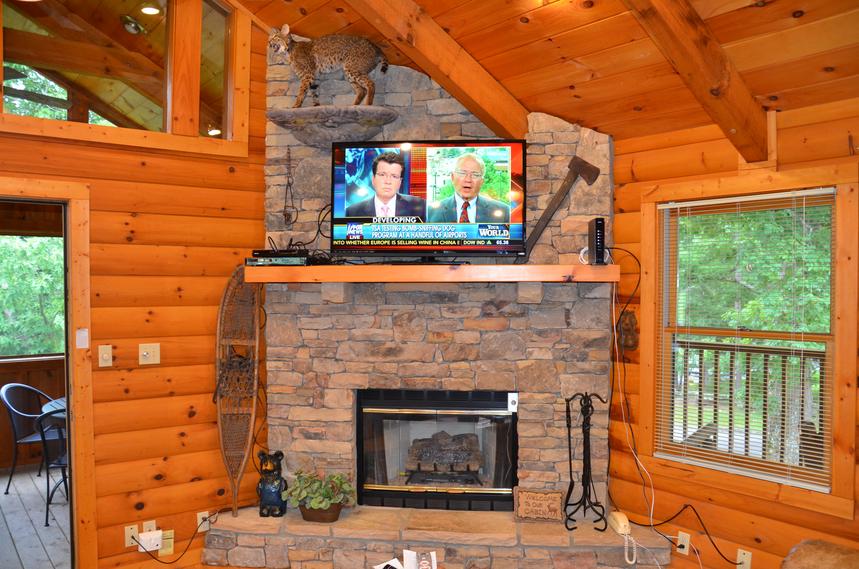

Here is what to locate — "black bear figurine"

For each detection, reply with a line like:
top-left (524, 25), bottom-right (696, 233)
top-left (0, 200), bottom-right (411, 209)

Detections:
top-left (257, 450), bottom-right (287, 517)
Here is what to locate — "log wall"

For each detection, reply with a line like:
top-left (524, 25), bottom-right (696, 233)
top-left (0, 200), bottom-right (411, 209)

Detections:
top-left (0, 26), bottom-right (267, 569)
top-left (610, 98), bottom-right (859, 568)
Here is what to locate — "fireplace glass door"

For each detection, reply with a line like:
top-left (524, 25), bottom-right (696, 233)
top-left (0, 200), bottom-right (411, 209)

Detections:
top-left (362, 409), bottom-right (515, 490)
top-left (357, 390), bottom-right (517, 511)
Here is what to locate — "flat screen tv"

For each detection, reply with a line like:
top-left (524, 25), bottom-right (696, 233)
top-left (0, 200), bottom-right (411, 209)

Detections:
top-left (330, 139), bottom-right (526, 259)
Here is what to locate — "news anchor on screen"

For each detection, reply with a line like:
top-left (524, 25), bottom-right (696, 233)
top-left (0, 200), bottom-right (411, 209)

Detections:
top-left (427, 153), bottom-right (510, 223)
top-left (345, 151), bottom-right (426, 218)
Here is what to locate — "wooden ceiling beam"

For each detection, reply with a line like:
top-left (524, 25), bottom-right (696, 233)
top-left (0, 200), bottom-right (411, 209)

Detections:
top-left (36, 69), bottom-right (146, 130)
top-left (622, 0), bottom-right (768, 162)
top-left (343, 0), bottom-right (529, 138)
top-left (3, 28), bottom-right (164, 100)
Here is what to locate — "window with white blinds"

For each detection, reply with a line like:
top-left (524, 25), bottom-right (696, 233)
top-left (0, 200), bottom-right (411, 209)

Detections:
top-left (655, 188), bottom-right (835, 492)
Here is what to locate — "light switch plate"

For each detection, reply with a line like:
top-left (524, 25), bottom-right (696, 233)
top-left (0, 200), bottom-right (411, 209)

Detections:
top-left (139, 343), bottom-right (161, 365)
top-left (158, 529), bottom-right (174, 557)
top-left (142, 520), bottom-right (156, 533)
top-left (98, 345), bottom-right (113, 368)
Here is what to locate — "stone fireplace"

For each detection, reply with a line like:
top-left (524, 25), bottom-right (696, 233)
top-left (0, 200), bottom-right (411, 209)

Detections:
top-left (199, 57), bottom-right (671, 569)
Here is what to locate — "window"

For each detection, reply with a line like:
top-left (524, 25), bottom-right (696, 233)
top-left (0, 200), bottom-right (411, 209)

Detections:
top-left (2, 0), bottom-right (168, 130)
top-left (200, 0), bottom-right (229, 138)
top-left (0, 0), bottom-right (250, 155)
top-left (655, 188), bottom-right (835, 491)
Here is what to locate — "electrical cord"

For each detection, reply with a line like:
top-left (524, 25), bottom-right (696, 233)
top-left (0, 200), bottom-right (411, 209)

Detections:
top-left (129, 507), bottom-right (228, 564)
top-left (604, 245), bottom-right (740, 566)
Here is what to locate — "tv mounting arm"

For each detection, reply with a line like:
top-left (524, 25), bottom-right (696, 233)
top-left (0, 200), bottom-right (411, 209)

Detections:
top-left (522, 155), bottom-right (601, 261)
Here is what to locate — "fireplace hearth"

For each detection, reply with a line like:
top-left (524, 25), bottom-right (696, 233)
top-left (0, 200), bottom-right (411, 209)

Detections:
top-left (357, 389), bottom-right (517, 511)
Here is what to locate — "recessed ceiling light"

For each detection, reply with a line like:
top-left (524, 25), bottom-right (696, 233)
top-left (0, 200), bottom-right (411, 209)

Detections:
top-left (207, 126), bottom-right (222, 137)
top-left (120, 14), bottom-right (147, 35)
top-left (140, 3), bottom-right (161, 15)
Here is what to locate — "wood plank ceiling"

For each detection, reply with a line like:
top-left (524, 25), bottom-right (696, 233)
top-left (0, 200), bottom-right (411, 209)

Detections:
top-left (240, 0), bottom-right (859, 153)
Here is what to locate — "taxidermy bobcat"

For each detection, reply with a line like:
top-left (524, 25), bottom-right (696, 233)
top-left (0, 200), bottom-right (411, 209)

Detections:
top-left (269, 24), bottom-right (388, 108)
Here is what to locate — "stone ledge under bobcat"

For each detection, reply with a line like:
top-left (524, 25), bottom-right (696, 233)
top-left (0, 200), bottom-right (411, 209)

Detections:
top-left (267, 106), bottom-right (399, 149)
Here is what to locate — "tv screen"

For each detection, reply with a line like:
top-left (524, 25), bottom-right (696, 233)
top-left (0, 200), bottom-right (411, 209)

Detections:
top-left (330, 139), bottom-right (526, 258)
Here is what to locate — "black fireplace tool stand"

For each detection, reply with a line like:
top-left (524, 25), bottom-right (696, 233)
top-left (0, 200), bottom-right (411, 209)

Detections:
top-left (563, 391), bottom-right (608, 531)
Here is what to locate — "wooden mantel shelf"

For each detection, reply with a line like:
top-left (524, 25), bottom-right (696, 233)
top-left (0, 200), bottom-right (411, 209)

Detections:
top-left (244, 264), bottom-right (619, 283)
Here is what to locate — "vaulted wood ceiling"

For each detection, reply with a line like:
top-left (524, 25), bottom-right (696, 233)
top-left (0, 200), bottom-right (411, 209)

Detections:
top-left (240, 0), bottom-right (859, 161)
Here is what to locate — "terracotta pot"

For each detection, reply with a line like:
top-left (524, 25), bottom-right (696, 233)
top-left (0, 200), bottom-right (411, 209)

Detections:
top-left (298, 503), bottom-right (343, 523)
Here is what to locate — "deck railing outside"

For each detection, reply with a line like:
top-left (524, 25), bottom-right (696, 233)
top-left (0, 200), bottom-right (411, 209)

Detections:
top-left (666, 339), bottom-right (826, 471)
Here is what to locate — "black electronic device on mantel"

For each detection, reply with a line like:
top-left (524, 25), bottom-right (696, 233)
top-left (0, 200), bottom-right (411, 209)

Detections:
top-left (588, 217), bottom-right (606, 265)
top-left (329, 139), bottom-right (526, 259)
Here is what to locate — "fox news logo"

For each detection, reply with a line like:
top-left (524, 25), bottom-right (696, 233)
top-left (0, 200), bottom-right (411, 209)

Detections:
top-left (346, 223), bottom-right (364, 240)
top-left (477, 224), bottom-right (510, 238)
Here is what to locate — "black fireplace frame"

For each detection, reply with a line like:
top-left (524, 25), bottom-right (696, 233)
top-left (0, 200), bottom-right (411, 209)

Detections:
top-left (356, 389), bottom-right (518, 511)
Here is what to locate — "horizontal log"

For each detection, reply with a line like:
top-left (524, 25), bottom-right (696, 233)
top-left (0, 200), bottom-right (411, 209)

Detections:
top-left (0, 135), bottom-right (263, 191)
top-left (91, 306), bottom-right (218, 340)
top-left (94, 424), bottom-right (220, 465)
top-left (614, 124), bottom-right (725, 155)
top-left (95, 449), bottom-right (229, 497)
top-left (97, 537), bottom-right (208, 569)
top-left (96, 475), bottom-right (256, 527)
top-left (89, 335), bottom-right (215, 370)
top-left (610, 453), bottom-right (859, 545)
top-left (93, 364), bottom-right (216, 402)
top-left (91, 244), bottom-right (246, 277)
top-left (91, 211), bottom-right (262, 248)
top-left (94, 394), bottom-right (217, 435)
top-left (91, 276), bottom-right (228, 308)
top-left (779, 116), bottom-right (859, 165)
top-left (90, 181), bottom-right (264, 219)
top-left (614, 139), bottom-right (739, 185)
top-left (98, 537), bottom-right (204, 568)
top-left (777, 96), bottom-right (859, 130)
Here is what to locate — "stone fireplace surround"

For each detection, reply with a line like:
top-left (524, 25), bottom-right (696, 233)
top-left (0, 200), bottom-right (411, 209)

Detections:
top-left (200, 62), bottom-right (673, 568)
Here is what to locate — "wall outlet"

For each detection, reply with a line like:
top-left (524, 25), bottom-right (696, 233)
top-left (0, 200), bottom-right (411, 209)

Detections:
top-left (142, 520), bottom-right (156, 533)
top-left (139, 343), bottom-right (161, 365)
top-left (159, 529), bottom-right (175, 557)
top-left (737, 549), bottom-right (752, 569)
top-left (197, 511), bottom-right (210, 532)
top-left (124, 524), bottom-right (139, 548)
top-left (676, 531), bottom-right (691, 555)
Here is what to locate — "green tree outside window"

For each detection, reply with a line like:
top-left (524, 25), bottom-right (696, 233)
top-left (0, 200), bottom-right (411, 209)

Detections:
top-left (0, 236), bottom-right (66, 356)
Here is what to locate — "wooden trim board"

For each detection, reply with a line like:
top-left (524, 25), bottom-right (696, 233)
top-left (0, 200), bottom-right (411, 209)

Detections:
top-left (0, 175), bottom-right (95, 568)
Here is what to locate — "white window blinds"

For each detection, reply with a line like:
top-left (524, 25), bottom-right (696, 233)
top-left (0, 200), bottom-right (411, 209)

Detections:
top-left (655, 188), bottom-right (835, 492)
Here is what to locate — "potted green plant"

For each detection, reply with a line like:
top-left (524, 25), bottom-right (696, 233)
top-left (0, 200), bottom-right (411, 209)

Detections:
top-left (282, 471), bottom-right (356, 522)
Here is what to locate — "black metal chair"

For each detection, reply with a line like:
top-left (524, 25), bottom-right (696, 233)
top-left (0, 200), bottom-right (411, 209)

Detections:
top-left (0, 383), bottom-right (63, 495)
top-left (35, 408), bottom-right (68, 527)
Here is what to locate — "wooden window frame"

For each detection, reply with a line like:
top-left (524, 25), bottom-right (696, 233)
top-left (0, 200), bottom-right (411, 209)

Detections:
top-left (0, 0), bottom-right (250, 158)
top-left (638, 159), bottom-right (858, 519)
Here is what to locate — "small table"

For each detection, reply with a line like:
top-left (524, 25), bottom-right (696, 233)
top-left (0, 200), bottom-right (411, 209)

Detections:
top-left (42, 397), bottom-right (67, 419)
